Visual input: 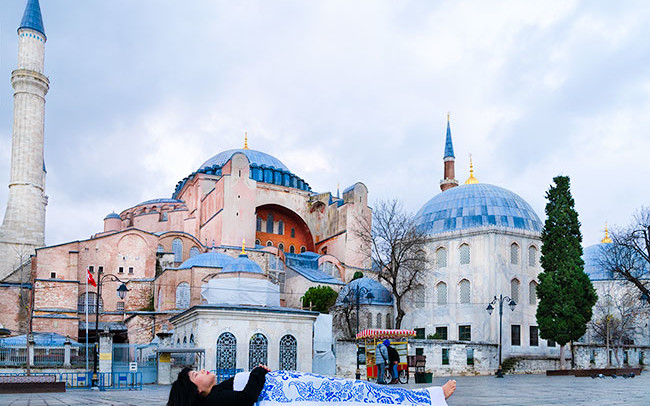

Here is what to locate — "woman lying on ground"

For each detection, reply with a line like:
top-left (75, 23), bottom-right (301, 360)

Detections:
top-left (167, 364), bottom-right (456, 406)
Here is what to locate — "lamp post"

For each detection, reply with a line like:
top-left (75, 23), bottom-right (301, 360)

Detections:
top-left (92, 273), bottom-right (129, 387)
top-left (486, 294), bottom-right (516, 378)
top-left (343, 285), bottom-right (374, 380)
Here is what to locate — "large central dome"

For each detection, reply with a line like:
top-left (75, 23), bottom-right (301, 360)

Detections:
top-left (416, 183), bottom-right (542, 235)
top-left (199, 149), bottom-right (289, 172)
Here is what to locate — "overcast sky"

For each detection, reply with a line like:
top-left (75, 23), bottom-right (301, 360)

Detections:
top-left (1, 0), bottom-right (649, 248)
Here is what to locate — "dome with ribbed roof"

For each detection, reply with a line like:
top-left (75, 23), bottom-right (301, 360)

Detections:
top-left (104, 212), bottom-right (120, 220)
top-left (200, 149), bottom-right (289, 172)
top-left (221, 254), bottom-right (264, 274)
top-left (336, 277), bottom-right (393, 306)
top-left (416, 183), bottom-right (542, 235)
top-left (177, 252), bottom-right (234, 270)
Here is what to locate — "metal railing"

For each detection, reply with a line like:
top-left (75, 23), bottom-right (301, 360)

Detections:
top-left (0, 372), bottom-right (142, 390)
top-left (0, 345), bottom-right (27, 366)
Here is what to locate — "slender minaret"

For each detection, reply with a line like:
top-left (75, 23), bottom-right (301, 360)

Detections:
top-left (440, 113), bottom-right (458, 192)
top-left (0, 0), bottom-right (49, 279)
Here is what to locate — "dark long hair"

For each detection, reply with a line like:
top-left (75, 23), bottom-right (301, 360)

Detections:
top-left (167, 367), bottom-right (199, 406)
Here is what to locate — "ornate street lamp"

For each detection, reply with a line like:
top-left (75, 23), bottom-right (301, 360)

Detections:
top-left (343, 285), bottom-right (374, 380)
top-left (486, 294), bottom-right (516, 378)
top-left (92, 273), bottom-right (129, 387)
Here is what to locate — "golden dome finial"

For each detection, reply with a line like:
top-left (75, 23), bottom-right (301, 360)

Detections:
top-left (601, 222), bottom-right (613, 244)
top-left (465, 154), bottom-right (478, 184)
top-left (241, 238), bottom-right (246, 254)
top-left (244, 132), bottom-right (249, 149)
top-left (447, 111), bottom-right (450, 123)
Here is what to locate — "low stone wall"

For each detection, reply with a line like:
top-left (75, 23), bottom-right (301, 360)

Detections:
top-left (335, 339), bottom-right (649, 377)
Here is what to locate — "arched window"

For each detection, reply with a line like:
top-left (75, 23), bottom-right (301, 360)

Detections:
top-left (78, 292), bottom-right (103, 313)
top-left (435, 247), bottom-right (447, 268)
top-left (176, 282), bottom-right (190, 309)
top-left (157, 287), bottom-right (163, 310)
top-left (510, 243), bottom-right (520, 265)
top-left (266, 214), bottom-right (274, 234)
top-left (266, 241), bottom-right (273, 247)
top-left (291, 228), bottom-right (295, 238)
top-left (366, 312), bottom-right (372, 329)
top-left (278, 243), bottom-right (285, 252)
top-left (528, 246), bottom-right (537, 267)
top-left (172, 238), bottom-right (183, 262)
top-left (414, 285), bottom-right (425, 308)
top-left (376, 313), bottom-right (382, 329)
top-left (190, 334), bottom-right (195, 345)
top-left (529, 281), bottom-right (538, 305)
top-left (249, 333), bottom-right (268, 370)
top-left (183, 336), bottom-right (187, 346)
top-left (386, 314), bottom-right (392, 329)
top-left (436, 282), bottom-right (448, 305)
top-left (256, 217), bottom-right (263, 232)
top-left (459, 244), bottom-right (470, 265)
top-left (157, 245), bottom-right (164, 253)
top-left (510, 278), bottom-right (520, 303)
top-left (459, 279), bottom-right (471, 304)
top-left (279, 335), bottom-right (297, 370)
top-left (278, 220), bottom-right (284, 235)
top-left (216, 332), bottom-right (237, 370)
top-left (300, 246), bottom-right (306, 253)
top-left (189, 247), bottom-right (199, 258)
top-left (289, 245), bottom-right (295, 254)
top-left (255, 239), bottom-right (261, 246)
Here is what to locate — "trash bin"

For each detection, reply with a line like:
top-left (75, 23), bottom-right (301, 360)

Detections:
top-left (415, 372), bottom-right (433, 383)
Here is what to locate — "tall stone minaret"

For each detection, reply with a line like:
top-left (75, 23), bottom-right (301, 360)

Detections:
top-left (439, 113), bottom-right (458, 192)
top-left (0, 0), bottom-right (49, 280)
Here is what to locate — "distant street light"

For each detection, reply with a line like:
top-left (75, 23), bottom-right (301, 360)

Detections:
top-left (486, 294), bottom-right (517, 378)
top-left (92, 273), bottom-right (129, 387)
top-left (343, 285), bottom-right (374, 380)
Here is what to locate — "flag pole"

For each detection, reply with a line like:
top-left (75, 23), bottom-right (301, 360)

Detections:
top-left (85, 269), bottom-right (89, 373)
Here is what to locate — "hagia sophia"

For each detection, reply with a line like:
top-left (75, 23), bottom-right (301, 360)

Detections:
top-left (0, 0), bottom-right (647, 377)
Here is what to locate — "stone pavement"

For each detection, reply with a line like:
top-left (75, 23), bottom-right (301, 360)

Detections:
top-left (0, 372), bottom-right (648, 405)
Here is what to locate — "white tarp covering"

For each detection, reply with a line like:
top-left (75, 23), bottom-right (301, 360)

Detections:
top-left (201, 276), bottom-right (281, 306)
top-left (312, 314), bottom-right (336, 376)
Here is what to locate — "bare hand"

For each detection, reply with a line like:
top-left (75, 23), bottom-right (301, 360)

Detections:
top-left (258, 364), bottom-right (271, 372)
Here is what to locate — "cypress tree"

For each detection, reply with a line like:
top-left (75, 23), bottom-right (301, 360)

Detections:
top-left (536, 176), bottom-right (597, 369)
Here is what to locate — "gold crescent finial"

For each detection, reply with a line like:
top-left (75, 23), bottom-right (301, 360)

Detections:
top-left (465, 153), bottom-right (478, 184)
top-left (447, 111), bottom-right (450, 123)
top-left (601, 222), bottom-right (612, 243)
top-left (241, 238), bottom-right (246, 254)
top-left (244, 132), bottom-right (249, 149)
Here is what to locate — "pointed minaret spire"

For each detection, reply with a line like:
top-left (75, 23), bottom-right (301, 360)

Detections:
top-left (244, 132), bottom-right (249, 149)
top-left (336, 182), bottom-right (340, 199)
top-left (19, 0), bottom-right (45, 38)
top-left (440, 112), bottom-right (459, 192)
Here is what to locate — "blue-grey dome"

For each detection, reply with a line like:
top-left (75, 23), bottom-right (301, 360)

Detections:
top-left (19, 0), bottom-right (45, 38)
top-left (137, 198), bottom-right (184, 206)
top-left (221, 254), bottom-right (264, 274)
top-left (583, 244), bottom-right (611, 281)
top-left (174, 148), bottom-right (311, 198)
top-left (336, 277), bottom-right (393, 306)
top-left (416, 184), bottom-right (542, 235)
top-left (177, 252), bottom-right (234, 270)
top-left (104, 212), bottom-right (120, 220)
top-left (200, 149), bottom-right (289, 172)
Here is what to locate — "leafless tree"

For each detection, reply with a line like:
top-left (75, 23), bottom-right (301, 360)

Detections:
top-left (589, 282), bottom-right (648, 366)
top-left (598, 207), bottom-right (650, 301)
top-left (354, 199), bottom-right (427, 328)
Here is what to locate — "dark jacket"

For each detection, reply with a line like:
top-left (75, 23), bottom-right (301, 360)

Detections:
top-left (387, 345), bottom-right (400, 364)
top-left (195, 367), bottom-right (268, 406)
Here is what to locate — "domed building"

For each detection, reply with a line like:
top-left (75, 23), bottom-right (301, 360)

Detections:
top-left (334, 277), bottom-right (394, 338)
top-left (28, 134), bottom-right (371, 375)
top-left (401, 117), bottom-right (553, 367)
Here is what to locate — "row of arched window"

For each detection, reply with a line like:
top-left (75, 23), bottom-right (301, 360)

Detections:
top-left (156, 239), bottom-right (200, 263)
top-left (424, 279), bottom-right (538, 305)
top-left (434, 243), bottom-right (538, 268)
top-left (216, 332), bottom-right (298, 371)
top-left (255, 239), bottom-right (306, 254)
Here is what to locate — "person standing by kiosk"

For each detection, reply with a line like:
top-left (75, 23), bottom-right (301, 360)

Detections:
top-left (375, 340), bottom-right (389, 384)
top-left (384, 339), bottom-right (400, 384)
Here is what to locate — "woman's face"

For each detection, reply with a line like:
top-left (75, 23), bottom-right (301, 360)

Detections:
top-left (189, 369), bottom-right (216, 395)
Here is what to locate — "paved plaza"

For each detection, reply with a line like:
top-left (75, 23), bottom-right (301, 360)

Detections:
top-left (0, 372), bottom-right (648, 405)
